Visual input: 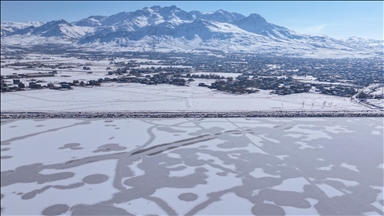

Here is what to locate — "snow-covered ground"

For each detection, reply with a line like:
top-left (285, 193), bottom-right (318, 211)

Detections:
top-left (1, 118), bottom-right (383, 215)
top-left (1, 81), bottom-right (371, 112)
top-left (1, 55), bottom-right (382, 112)
top-left (363, 84), bottom-right (384, 96)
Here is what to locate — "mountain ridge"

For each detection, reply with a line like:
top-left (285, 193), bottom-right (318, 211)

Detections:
top-left (1, 5), bottom-right (383, 58)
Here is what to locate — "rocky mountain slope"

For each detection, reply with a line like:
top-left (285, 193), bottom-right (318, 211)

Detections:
top-left (1, 5), bottom-right (383, 57)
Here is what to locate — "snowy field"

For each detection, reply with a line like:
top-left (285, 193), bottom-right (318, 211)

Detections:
top-left (1, 81), bottom-right (372, 112)
top-left (1, 118), bottom-right (383, 215)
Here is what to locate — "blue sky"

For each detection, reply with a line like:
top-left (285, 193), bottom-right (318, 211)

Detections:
top-left (1, 1), bottom-right (383, 40)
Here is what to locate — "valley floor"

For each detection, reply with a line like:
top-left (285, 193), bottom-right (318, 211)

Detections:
top-left (1, 81), bottom-right (379, 112)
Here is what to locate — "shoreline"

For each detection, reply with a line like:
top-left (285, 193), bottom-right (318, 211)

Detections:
top-left (1, 110), bottom-right (383, 119)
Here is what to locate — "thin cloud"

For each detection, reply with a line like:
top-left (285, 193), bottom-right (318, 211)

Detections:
top-left (306, 24), bottom-right (335, 34)
top-left (286, 23), bottom-right (340, 36)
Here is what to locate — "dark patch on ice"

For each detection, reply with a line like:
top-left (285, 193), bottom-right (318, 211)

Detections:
top-left (33, 119), bottom-right (46, 122)
top-left (146, 196), bottom-right (177, 215)
top-left (251, 204), bottom-right (285, 215)
top-left (157, 127), bottom-right (186, 133)
top-left (109, 137), bottom-right (114, 140)
top-left (216, 172), bottom-right (227, 176)
top-left (93, 144), bottom-right (127, 153)
top-left (380, 200), bottom-right (384, 206)
top-left (9, 125), bottom-right (17, 128)
top-left (123, 164), bottom-right (208, 191)
top-left (1, 163), bottom-right (75, 187)
top-left (1, 156), bottom-right (12, 159)
top-left (36, 125), bottom-right (44, 127)
top-left (174, 134), bottom-right (180, 136)
top-left (195, 167), bottom-right (208, 173)
top-left (22, 185), bottom-right (52, 200)
top-left (1, 142), bottom-right (11, 146)
top-left (53, 182), bottom-right (85, 189)
top-left (82, 174), bottom-right (109, 184)
top-left (115, 127), bottom-right (120, 130)
top-left (59, 143), bottom-right (83, 150)
top-left (1, 148), bottom-right (10, 151)
top-left (71, 204), bottom-right (133, 215)
top-left (1, 170), bottom-right (14, 175)
top-left (17, 192), bottom-right (23, 195)
top-left (284, 126), bottom-right (293, 130)
top-left (168, 165), bottom-right (187, 171)
top-left (178, 192), bottom-right (198, 201)
top-left (225, 129), bottom-right (242, 134)
top-left (104, 120), bottom-right (113, 123)
top-left (217, 141), bottom-right (237, 149)
top-left (258, 189), bottom-right (311, 208)
top-left (217, 133), bottom-right (249, 148)
top-left (42, 204), bottom-right (69, 216)
top-left (131, 134), bottom-right (213, 156)
top-left (324, 179), bottom-right (350, 189)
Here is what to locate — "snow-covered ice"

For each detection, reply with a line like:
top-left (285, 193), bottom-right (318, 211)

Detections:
top-left (1, 118), bottom-right (383, 215)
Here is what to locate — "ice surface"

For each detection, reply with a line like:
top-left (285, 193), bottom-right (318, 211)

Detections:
top-left (1, 160), bottom-right (118, 215)
top-left (113, 198), bottom-right (168, 215)
top-left (129, 159), bottom-right (146, 177)
top-left (316, 183), bottom-right (345, 198)
top-left (196, 152), bottom-right (236, 170)
top-left (272, 177), bottom-right (310, 193)
top-left (1, 119), bottom-right (150, 171)
top-left (167, 164), bottom-right (197, 178)
top-left (286, 124), bottom-right (332, 141)
top-left (195, 192), bottom-right (254, 215)
top-left (152, 164), bottom-right (243, 215)
top-left (282, 204), bottom-right (319, 215)
top-left (1, 118), bottom-right (382, 215)
top-left (275, 155), bottom-right (289, 160)
top-left (340, 162), bottom-right (360, 172)
top-left (325, 178), bottom-right (359, 187)
top-left (250, 168), bottom-right (280, 179)
top-left (317, 164), bottom-right (334, 171)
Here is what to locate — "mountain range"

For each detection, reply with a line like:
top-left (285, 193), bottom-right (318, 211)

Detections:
top-left (1, 5), bottom-right (383, 58)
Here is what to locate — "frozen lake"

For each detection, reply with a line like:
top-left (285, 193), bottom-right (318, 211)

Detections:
top-left (1, 118), bottom-right (383, 215)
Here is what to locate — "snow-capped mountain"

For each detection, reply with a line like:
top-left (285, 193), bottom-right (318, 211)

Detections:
top-left (73, 16), bottom-right (107, 27)
top-left (1, 21), bottom-right (44, 36)
top-left (190, 9), bottom-right (245, 23)
top-left (1, 5), bottom-right (383, 58)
